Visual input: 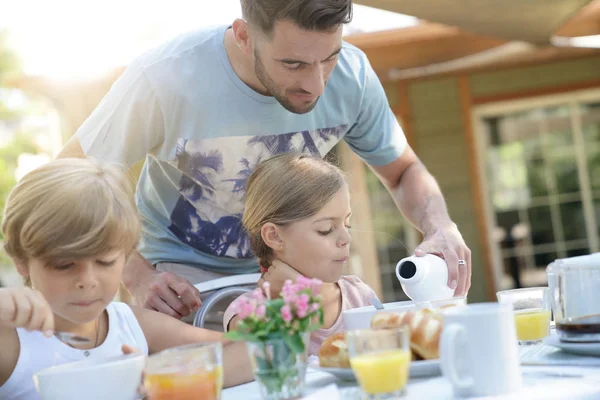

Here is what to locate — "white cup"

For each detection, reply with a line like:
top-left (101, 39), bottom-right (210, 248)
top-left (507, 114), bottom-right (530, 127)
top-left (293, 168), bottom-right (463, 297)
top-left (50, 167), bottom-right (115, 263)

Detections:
top-left (440, 303), bottom-right (522, 397)
top-left (342, 300), bottom-right (415, 330)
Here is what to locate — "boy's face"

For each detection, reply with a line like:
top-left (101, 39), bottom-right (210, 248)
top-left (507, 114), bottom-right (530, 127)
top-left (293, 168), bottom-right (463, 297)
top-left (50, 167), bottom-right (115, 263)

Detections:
top-left (21, 249), bottom-right (126, 325)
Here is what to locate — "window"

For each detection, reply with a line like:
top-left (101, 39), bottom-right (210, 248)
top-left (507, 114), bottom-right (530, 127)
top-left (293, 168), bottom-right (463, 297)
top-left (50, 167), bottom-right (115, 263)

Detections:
top-left (475, 90), bottom-right (600, 290)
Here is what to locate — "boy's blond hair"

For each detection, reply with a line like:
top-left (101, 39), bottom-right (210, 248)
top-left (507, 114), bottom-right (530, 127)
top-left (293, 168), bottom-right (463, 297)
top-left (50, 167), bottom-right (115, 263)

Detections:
top-left (1, 158), bottom-right (140, 267)
top-left (242, 153), bottom-right (346, 268)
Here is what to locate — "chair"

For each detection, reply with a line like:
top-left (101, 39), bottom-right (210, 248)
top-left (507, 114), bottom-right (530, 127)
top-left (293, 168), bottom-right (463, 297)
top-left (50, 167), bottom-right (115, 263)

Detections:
top-left (192, 273), bottom-right (261, 331)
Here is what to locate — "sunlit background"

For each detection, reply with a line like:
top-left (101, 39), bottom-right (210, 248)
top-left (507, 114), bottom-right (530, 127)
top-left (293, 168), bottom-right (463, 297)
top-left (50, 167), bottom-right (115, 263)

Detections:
top-left (1, 0), bottom-right (599, 300)
top-left (1, 0), bottom-right (417, 80)
top-left (0, 0), bottom-right (418, 285)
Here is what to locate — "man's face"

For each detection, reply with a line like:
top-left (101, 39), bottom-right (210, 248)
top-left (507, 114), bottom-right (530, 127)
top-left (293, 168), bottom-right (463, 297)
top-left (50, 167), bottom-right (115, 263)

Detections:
top-left (252, 20), bottom-right (343, 114)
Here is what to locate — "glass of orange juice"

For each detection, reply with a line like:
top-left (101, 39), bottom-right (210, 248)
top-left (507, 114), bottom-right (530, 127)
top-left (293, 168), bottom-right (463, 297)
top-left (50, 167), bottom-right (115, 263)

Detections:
top-left (143, 342), bottom-right (223, 400)
top-left (497, 287), bottom-right (552, 345)
top-left (346, 327), bottom-right (410, 399)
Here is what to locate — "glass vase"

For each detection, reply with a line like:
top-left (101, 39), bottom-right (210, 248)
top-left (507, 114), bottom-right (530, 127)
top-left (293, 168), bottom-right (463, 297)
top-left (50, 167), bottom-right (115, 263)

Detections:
top-left (246, 333), bottom-right (310, 400)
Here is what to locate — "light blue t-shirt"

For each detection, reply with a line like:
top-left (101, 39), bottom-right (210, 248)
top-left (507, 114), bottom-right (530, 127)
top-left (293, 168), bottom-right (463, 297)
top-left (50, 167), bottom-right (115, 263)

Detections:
top-left (76, 25), bottom-right (407, 274)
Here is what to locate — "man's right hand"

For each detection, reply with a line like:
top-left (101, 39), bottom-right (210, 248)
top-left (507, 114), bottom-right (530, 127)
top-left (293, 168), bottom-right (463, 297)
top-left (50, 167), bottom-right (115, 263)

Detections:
top-left (124, 253), bottom-right (202, 319)
top-left (135, 270), bottom-right (202, 319)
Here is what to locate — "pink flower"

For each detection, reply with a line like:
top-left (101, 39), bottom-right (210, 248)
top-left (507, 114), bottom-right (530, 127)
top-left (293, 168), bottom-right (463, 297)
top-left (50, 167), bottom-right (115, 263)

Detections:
top-left (281, 304), bottom-right (293, 323)
top-left (237, 298), bottom-right (255, 320)
top-left (252, 288), bottom-right (265, 302)
top-left (297, 306), bottom-right (307, 318)
top-left (295, 293), bottom-right (310, 318)
top-left (311, 303), bottom-right (320, 312)
top-left (255, 305), bottom-right (266, 318)
top-left (296, 276), bottom-right (312, 291)
top-left (281, 280), bottom-right (297, 302)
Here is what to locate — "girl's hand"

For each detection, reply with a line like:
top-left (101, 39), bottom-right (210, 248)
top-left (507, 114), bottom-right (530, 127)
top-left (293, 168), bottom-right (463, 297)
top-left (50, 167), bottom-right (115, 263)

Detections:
top-left (0, 287), bottom-right (54, 335)
top-left (258, 259), bottom-right (303, 298)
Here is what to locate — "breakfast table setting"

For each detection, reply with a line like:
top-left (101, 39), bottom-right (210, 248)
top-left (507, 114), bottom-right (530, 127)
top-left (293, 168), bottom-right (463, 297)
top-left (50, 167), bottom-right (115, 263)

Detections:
top-left (221, 252), bottom-right (600, 399)
top-left (223, 336), bottom-right (600, 399)
top-left (30, 253), bottom-right (600, 400)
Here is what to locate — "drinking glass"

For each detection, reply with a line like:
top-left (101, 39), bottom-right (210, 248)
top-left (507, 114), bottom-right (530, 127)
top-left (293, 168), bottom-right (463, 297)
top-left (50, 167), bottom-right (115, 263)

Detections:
top-left (497, 287), bottom-right (551, 345)
top-left (346, 327), bottom-right (410, 399)
top-left (144, 342), bottom-right (223, 400)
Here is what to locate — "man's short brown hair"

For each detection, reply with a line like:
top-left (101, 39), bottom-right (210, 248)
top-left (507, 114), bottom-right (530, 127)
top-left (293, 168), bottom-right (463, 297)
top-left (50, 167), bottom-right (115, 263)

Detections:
top-left (241, 0), bottom-right (353, 34)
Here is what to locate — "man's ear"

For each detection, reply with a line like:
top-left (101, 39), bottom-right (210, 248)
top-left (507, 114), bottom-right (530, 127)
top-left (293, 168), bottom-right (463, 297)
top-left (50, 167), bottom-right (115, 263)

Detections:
top-left (232, 18), bottom-right (253, 55)
top-left (261, 223), bottom-right (285, 251)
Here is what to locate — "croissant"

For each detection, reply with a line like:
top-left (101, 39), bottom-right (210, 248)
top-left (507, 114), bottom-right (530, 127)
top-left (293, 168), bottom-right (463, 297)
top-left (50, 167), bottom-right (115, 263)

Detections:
top-left (318, 332), bottom-right (351, 368)
top-left (370, 309), bottom-right (443, 360)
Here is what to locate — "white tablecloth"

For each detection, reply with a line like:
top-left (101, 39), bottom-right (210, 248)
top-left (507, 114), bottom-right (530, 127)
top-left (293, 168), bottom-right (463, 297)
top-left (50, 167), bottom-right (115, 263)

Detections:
top-left (223, 343), bottom-right (600, 400)
top-left (224, 366), bottom-right (600, 399)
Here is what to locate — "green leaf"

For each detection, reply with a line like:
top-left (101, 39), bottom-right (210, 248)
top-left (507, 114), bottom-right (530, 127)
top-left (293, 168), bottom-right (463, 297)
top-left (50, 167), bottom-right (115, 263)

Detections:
top-left (283, 334), bottom-right (306, 354)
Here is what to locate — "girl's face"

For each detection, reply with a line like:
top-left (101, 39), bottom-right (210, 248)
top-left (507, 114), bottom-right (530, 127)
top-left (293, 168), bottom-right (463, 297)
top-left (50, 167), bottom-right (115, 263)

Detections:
top-left (19, 249), bottom-right (126, 325)
top-left (272, 185), bottom-right (352, 283)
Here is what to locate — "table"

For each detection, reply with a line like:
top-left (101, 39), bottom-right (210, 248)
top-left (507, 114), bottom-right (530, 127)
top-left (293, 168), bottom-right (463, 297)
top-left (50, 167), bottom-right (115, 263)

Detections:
top-left (223, 344), bottom-right (600, 399)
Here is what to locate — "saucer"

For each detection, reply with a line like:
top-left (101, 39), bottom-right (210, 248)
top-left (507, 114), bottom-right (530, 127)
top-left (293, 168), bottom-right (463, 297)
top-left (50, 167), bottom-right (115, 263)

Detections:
top-left (543, 333), bottom-right (600, 357)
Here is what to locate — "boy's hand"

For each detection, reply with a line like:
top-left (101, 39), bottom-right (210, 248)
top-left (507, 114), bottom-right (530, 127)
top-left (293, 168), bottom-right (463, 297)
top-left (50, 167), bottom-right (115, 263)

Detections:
top-left (122, 344), bottom-right (146, 398)
top-left (258, 259), bottom-right (303, 298)
top-left (0, 287), bottom-right (54, 335)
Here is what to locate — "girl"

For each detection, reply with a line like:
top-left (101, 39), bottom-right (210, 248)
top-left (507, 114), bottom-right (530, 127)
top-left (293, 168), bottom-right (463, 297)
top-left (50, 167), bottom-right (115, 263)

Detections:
top-left (0, 158), bottom-right (251, 400)
top-left (224, 153), bottom-right (378, 355)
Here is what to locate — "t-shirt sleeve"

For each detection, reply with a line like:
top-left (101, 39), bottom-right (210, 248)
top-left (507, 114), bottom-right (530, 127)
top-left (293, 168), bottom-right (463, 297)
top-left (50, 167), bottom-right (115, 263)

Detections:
top-left (76, 61), bottom-right (165, 168)
top-left (343, 57), bottom-right (407, 167)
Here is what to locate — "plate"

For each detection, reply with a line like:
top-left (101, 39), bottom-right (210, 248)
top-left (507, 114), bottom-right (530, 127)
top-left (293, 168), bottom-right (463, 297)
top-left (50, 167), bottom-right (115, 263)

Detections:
top-left (543, 333), bottom-right (600, 357)
top-left (309, 359), bottom-right (441, 381)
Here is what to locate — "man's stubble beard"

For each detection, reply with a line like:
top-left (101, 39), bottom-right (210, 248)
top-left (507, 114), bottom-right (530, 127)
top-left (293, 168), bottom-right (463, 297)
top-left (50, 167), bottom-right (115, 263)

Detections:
top-left (253, 50), bottom-right (319, 115)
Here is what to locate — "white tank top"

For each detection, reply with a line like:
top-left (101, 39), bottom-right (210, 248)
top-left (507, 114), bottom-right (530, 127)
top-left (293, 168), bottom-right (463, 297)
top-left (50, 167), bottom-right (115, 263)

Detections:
top-left (0, 302), bottom-right (148, 400)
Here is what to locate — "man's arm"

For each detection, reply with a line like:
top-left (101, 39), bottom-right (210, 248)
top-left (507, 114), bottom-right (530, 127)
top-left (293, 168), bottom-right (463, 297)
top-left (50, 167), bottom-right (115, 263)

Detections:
top-left (369, 145), bottom-right (471, 296)
top-left (343, 52), bottom-right (471, 296)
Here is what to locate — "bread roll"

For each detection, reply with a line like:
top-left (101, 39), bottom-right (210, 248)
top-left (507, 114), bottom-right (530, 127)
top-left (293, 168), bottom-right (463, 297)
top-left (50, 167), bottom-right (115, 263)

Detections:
top-left (370, 309), bottom-right (442, 360)
top-left (318, 332), bottom-right (351, 368)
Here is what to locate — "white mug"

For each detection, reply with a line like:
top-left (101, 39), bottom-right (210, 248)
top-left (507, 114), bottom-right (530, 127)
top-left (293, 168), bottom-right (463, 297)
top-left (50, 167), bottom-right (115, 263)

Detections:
top-left (440, 303), bottom-right (522, 397)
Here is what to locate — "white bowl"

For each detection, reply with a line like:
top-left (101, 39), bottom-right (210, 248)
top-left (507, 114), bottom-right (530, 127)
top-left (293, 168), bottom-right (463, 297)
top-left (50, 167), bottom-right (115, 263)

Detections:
top-left (33, 352), bottom-right (145, 400)
top-left (415, 296), bottom-right (468, 312)
top-left (342, 300), bottom-right (416, 330)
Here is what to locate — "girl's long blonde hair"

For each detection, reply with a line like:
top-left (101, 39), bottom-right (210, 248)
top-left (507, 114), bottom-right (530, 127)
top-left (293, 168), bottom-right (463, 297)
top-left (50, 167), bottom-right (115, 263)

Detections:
top-left (243, 153), bottom-right (346, 267)
top-left (1, 158), bottom-right (140, 268)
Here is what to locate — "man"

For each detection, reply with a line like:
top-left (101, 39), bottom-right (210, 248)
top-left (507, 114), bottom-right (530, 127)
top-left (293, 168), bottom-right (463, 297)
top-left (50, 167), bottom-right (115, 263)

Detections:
top-left (58, 0), bottom-right (472, 320)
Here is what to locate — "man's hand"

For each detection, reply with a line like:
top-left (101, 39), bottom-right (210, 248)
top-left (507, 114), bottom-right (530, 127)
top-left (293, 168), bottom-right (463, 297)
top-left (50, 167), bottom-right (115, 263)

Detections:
top-left (414, 223), bottom-right (471, 297)
top-left (258, 259), bottom-right (302, 298)
top-left (132, 270), bottom-right (202, 319)
top-left (123, 252), bottom-right (202, 319)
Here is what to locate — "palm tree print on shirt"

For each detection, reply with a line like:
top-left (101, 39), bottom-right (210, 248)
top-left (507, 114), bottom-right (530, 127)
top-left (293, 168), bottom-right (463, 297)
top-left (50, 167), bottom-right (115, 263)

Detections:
top-left (167, 125), bottom-right (347, 259)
